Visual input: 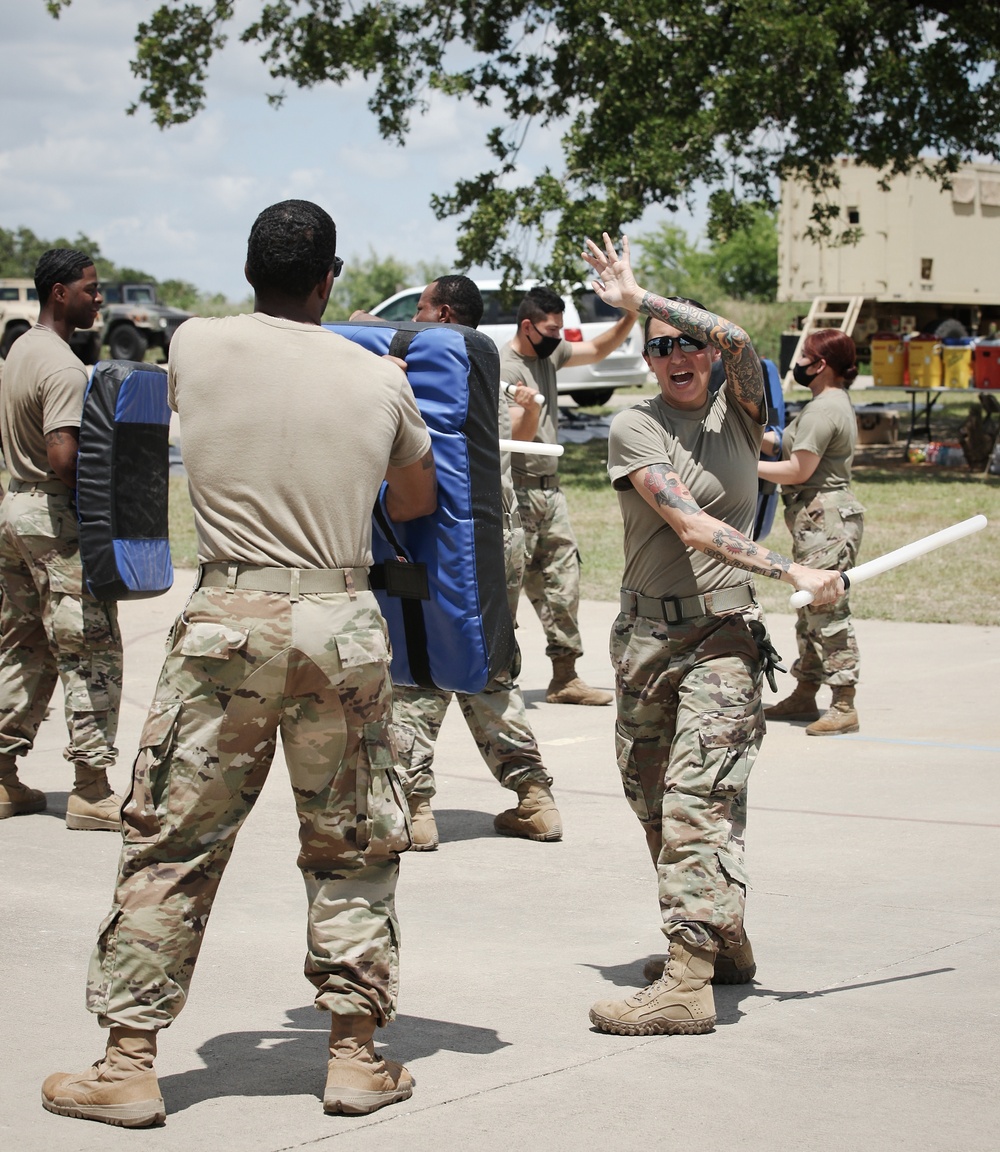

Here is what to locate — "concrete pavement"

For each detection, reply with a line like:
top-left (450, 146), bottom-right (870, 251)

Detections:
top-left (1, 575), bottom-right (998, 1151)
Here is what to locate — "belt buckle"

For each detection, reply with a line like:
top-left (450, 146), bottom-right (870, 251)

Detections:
top-left (660, 597), bottom-right (683, 624)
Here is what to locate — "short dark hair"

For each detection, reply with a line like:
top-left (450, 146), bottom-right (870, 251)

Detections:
top-left (516, 285), bottom-right (565, 327)
top-left (34, 248), bottom-right (94, 306)
top-left (643, 296), bottom-right (708, 342)
top-left (430, 275), bottom-right (484, 328)
top-left (245, 200), bottom-right (337, 299)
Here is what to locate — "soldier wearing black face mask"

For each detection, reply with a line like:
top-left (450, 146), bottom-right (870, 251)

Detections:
top-left (500, 285), bottom-right (637, 706)
top-left (758, 329), bottom-right (865, 736)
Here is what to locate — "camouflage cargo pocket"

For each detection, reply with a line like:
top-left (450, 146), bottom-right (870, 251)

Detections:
top-left (356, 719), bottom-right (411, 858)
top-left (615, 723), bottom-right (653, 822)
top-left (700, 701), bottom-right (763, 796)
top-left (121, 702), bottom-right (182, 843)
top-left (335, 623), bottom-right (390, 669)
top-left (178, 621), bottom-right (250, 659)
top-left (13, 501), bottom-right (61, 539)
top-left (717, 847), bottom-right (750, 894)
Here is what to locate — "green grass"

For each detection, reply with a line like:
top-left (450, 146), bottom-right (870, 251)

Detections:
top-left (562, 432), bottom-right (1000, 624)
top-left (32, 377), bottom-right (994, 625)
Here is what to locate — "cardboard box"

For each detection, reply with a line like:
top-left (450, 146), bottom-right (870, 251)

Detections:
top-left (856, 409), bottom-right (899, 445)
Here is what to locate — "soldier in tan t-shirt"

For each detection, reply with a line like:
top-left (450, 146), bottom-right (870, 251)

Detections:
top-left (500, 283), bottom-right (637, 707)
top-left (43, 201), bottom-right (436, 1128)
top-left (581, 233), bottom-right (844, 1040)
top-left (0, 248), bottom-right (124, 832)
top-left (759, 329), bottom-right (866, 735)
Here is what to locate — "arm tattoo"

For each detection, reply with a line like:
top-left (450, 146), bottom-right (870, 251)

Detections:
top-left (706, 525), bottom-right (792, 579)
top-left (642, 466), bottom-right (700, 515)
top-left (419, 448), bottom-right (435, 470)
top-left (639, 292), bottom-right (764, 413)
top-left (45, 429), bottom-right (73, 447)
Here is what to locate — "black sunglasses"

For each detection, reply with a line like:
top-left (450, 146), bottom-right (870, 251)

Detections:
top-left (645, 335), bottom-right (707, 358)
top-left (333, 256), bottom-right (344, 278)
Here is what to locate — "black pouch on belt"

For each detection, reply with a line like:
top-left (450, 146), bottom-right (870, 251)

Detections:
top-left (748, 620), bottom-right (787, 694)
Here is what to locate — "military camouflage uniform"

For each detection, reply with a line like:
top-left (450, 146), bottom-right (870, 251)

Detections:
top-left (393, 517), bottom-right (550, 799)
top-left (513, 486), bottom-right (583, 661)
top-left (0, 483), bottom-right (121, 773)
top-left (607, 378), bottom-right (769, 952)
top-left (500, 339), bottom-right (585, 662)
top-left (779, 385), bottom-right (864, 689)
top-left (611, 605), bottom-right (764, 949)
top-left (783, 489), bottom-right (864, 687)
top-left (88, 585), bottom-right (409, 1029)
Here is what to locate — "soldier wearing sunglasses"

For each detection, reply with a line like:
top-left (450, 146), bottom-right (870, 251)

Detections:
top-left (579, 233), bottom-right (843, 1040)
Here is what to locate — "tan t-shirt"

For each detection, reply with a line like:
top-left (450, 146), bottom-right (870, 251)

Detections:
top-left (168, 314), bottom-right (431, 568)
top-left (607, 384), bottom-right (764, 599)
top-left (499, 340), bottom-right (572, 479)
top-left (781, 387), bottom-right (856, 495)
top-left (0, 326), bottom-right (88, 482)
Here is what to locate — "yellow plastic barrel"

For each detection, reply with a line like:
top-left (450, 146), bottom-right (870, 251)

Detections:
top-left (907, 336), bottom-right (943, 388)
top-left (870, 334), bottom-right (905, 387)
top-left (942, 339), bottom-right (974, 389)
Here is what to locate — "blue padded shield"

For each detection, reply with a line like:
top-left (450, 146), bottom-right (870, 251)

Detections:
top-left (325, 321), bottom-right (514, 694)
top-left (753, 358), bottom-right (786, 541)
top-left (77, 360), bottom-right (174, 600)
top-left (708, 356), bottom-right (785, 541)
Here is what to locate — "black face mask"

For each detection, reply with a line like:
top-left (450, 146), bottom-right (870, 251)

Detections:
top-left (529, 322), bottom-right (561, 360)
top-left (792, 358), bottom-right (820, 387)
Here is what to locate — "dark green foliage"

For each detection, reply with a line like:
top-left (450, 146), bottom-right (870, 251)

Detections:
top-left (48, 2), bottom-right (1000, 288)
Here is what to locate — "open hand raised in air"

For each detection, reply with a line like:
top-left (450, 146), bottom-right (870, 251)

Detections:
top-left (582, 233), bottom-right (641, 311)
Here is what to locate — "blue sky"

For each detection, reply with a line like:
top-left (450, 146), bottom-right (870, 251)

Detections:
top-left (2, 1), bottom-right (705, 301)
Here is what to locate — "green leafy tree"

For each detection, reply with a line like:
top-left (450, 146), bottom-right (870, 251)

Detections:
top-left (323, 251), bottom-right (446, 320)
top-left (704, 204), bottom-right (778, 303)
top-left (46, 1), bottom-right (1000, 285)
top-left (0, 225), bottom-right (106, 278)
top-left (633, 224), bottom-right (720, 304)
top-left (635, 206), bottom-right (777, 304)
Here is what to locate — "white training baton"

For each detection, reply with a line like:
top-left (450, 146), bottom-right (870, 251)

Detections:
top-left (788, 514), bottom-right (988, 609)
top-left (499, 439), bottom-right (564, 457)
top-left (502, 382), bottom-right (545, 407)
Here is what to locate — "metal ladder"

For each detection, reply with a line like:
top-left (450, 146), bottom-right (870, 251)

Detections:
top-left (783, 295), bottom-right (865, 389)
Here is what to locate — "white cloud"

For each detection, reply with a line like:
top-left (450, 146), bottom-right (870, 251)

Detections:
top-left (2, 0), bottom-right (705, 299)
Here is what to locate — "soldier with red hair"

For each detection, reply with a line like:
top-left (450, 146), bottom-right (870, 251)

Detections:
top-left (759, 329), bottom-right (865, 735)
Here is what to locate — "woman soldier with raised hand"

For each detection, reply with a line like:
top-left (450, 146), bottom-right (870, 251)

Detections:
top-left (580, 232), bottom-right (843, 1036)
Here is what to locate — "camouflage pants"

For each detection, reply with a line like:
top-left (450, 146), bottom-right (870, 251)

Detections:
top-left (784, 490), bottom-right (864, 687)
top-left (610, 607), bottom-right (766, 949)
top-left (392, 519), bottom-right (549, 798)
top-left (514, 485), bottom-right (582, 660)
top-left (0, 488), bottom-right (121, 773)
top-left (87, 586), bottom-right (409, 1031)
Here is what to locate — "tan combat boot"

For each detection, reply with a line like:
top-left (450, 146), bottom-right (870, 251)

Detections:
top-left (590, 938), bottom-right (717, 1035)
top-left (493, 780), bottom-right (562, 842)
top-left (324, 1012), bottom-right (415, 1115)
top-left (763, 682), bottom-right (821, 722)
top-left (66, 765), bottom-right (124, 831)
top-left (806, 685), bottom-right (859, 736)
top-left (545, 657), bottom-right (613, 706)
top-left (407, 795), bottom-right (439, 852)
top-left (643, 931), bottom-right (756, 986)
top-left (41, 1027), bottom-right (165, 1128)
top-left (0, 756), bottom-right (46, 819)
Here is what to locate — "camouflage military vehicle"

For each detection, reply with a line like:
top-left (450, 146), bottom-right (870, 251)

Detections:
top-left (0, 278), bottom-right (102, 363)
top-left (98, 282), bottom-right (194, 361)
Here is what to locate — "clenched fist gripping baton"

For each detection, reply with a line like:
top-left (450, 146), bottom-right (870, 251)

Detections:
top-left (789, 515), bottom-right (988, 609)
